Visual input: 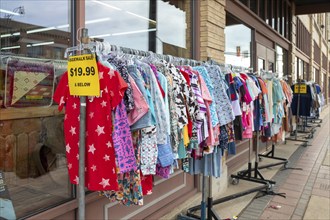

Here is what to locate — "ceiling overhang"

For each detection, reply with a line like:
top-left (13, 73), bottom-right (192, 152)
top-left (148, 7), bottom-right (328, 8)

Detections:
top-left (295, 0), bottom-right (330, 15)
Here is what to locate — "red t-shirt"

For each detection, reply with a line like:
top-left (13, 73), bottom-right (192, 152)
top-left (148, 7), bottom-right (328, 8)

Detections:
top-left (53, 62), bottom-right (127, 191)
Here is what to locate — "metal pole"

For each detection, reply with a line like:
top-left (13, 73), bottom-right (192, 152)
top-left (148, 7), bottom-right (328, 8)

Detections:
top-left (295, 79), bottom-right (301, 140)
top-left (207, 176), bottom-right (212, 220)
top-left (201, 174), bottom-right (206, 220)
top-left (255, 131), bottom-right (260, 178)
top-left (78, 28), bottom-right (89, 220)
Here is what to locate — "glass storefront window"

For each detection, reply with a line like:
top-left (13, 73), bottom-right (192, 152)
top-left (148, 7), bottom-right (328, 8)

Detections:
top-left (294, 56), bottom-right (298, 82)
top-left (275, 45), bottom-right (286, 78)
top-left (258, 58), bottom-right (265, 72)
top-left (225, 14), bottom-right (252, 68)
top-left (0, 0), bottom-right (73, 218)
top-left (275, 46), bottom-right (283, 76)
top-left (0, 1), bottom-right (71, 58)
top-left (268, 62), bottom-right (274, 72)
top-left (85, 0), bottom-right (191, 58)
top-left (298, 59), bottom-right (304, 80)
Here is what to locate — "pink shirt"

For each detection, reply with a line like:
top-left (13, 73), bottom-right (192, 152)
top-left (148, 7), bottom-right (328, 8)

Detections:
top-left (127, 75), bottom-right (149, 126)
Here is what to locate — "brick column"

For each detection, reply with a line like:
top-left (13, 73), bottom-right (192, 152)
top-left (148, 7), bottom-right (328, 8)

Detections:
top-left (199, 0), bottom-right (226, 63)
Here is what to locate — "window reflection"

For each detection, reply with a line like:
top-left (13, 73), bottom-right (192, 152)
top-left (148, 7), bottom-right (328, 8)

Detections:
top-left (276, 45), bottom-right (284, 78)
top-left (0, 0), bottom-right (71, 58)
top-left (258, 58), bottom-right (265, 72)
top-left (225, 14), bottom-right (252, 68)
top-left (86, 0), bottom-right (190, 58)
top-left (0, 1), bottom-right (72, 218)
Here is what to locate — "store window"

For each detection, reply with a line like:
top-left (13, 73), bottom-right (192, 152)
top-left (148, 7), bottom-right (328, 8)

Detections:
top-left (275, 45), bottom-right (284, 77)
top-left (85, 0), bottom-right (192, 58)
top-left (314, 68), bottom-right (320, 84)
top-left (295, 57), bottom-right (306, 81)
top-left (225, 13), bottom-right (252, 68)
top-left (258, 58), bottom-right (265, 72)
top-left (304, 62), bottom-right (309, 81)
top-left (0, 0), bottom-right (72, 218)
top-left (298, 59), bottom-right (304, 80)
top-left (268, 61), bottom-right (274, 72)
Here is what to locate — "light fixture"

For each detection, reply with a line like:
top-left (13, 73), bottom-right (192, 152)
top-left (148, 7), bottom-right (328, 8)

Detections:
top-left (0, 8), bottom-right (21, 16)
top-left (0, 32), bottom-right (20, 38)
top-left (27, 27), bottom-right (56, 34)
top-left (90, 28), bottom-right (157, 38)
top-left (91, 0), bottom-right (122, 11)
top-left (86, 17), bottom-right (111, 24)
top-left (1, 18), bottom-right (111, 38)
top-left (29, 41), bottom-right (54, 47)
top-left (91, 0), bottom-right (156, 24)
top-left (1, 41), bottom-right (55, 51)
top-left (0, 45), bottom-right (20, 50)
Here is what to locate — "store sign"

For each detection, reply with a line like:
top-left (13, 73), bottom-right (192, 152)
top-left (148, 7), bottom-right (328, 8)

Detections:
top-left (294, 84), bottom-right (307, 94)
top-left (0, 171), bottom-right (16, 220)
top-left (67, 54), bottom-right (100, 96)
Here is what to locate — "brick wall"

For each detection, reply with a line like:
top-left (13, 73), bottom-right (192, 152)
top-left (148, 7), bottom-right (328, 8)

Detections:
top-left (199, 0), bottom-right (226, 63)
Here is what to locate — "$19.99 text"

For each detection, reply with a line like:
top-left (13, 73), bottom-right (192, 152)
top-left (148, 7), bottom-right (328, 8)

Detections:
top-left (70, 67), bottom-right (96, 77)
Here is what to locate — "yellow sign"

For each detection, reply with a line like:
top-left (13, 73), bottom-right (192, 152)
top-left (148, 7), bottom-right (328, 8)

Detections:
top-left (67, 54), bottom-right (100, 96)
top-left (294, 84), bottom-right (307, 94)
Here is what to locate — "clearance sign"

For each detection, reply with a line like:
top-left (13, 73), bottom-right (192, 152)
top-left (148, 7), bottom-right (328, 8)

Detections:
top-left (67, 54), bottom-right (100, 96)
top-left (294, 84), bottom-right (307, 94)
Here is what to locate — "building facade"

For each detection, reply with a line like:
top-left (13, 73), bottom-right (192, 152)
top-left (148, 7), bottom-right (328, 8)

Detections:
top-left (0, 0), bottom-right (329, 219)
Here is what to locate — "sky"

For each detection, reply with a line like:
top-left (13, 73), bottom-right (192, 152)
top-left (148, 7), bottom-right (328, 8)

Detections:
top-left (225, 24), bottom-right (252, 67)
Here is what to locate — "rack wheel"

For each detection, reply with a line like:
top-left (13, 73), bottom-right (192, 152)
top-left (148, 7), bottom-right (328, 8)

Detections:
top-left (266, 183), bottom-right (273, 190)
top-left (231, 178), bottom-right (239, 185)
top-left (283, 163), bottom-right (288, 169)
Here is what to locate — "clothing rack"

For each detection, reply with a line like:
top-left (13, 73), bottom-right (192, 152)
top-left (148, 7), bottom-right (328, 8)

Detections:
top-left (229, 69), bottom-right (293, 205)
top-left (66, 38), bottom-right (218, 220)
top-left (186, 67), bottom-right (286, 220)
top-left (286, 79), bottom-right (311, 146)
top-left (63, 39), bottom-right (294, 219)
top-left (255, 72), bottom-right (303, 171)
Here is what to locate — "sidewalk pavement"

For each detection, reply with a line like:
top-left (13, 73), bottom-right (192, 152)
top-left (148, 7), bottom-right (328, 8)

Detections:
top-left (161, 106), bottom-right (329, 220)
top-left (239, 107), bottom-right (330, 220)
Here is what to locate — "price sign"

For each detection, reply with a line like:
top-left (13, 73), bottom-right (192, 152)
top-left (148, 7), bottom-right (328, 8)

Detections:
top-left (294, 84), bottom-right (307, 94)
top-left (67, 54), bottom-right (100, 96)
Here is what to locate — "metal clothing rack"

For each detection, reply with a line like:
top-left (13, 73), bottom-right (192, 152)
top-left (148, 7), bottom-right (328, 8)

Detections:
top-left (286, 79), bottom-right (311, 147)
top-left (255, 76), bottom-right (306, 171)
top-left (231, 132), bottom-right (276, 186)
top-left (63, 28), bottom-right (91, 220)
top-left (184, 69), bottom-right (286, 220)
top-left (65, 38), bottom-right (216, 220)
top-left (231, 71), bottom-right (282, 184)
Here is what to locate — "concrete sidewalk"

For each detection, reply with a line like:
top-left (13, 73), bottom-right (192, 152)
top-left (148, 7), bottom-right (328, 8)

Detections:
top-left (161, 106), bottom-right (329, 220)
top-left (239, 107), bottom-right (330, 220)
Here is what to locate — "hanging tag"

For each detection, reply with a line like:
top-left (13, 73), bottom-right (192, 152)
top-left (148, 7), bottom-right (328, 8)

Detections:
top-left (67, 54), bottom-right (100, 96)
